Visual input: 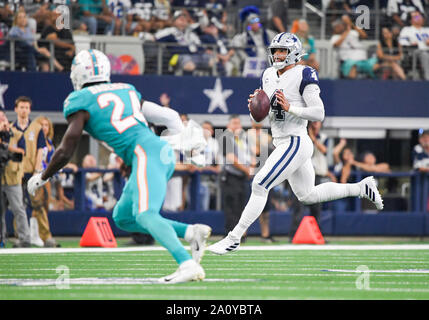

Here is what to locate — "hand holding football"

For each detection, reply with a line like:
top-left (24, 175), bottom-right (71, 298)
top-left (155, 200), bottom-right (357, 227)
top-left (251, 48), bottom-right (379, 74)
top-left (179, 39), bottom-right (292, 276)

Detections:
top-left (249, 89), bottom-right (270, 122)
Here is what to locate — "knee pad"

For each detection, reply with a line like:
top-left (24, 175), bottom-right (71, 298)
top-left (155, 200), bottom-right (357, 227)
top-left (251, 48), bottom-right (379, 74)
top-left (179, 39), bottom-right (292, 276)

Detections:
top-left (251, 180), bottom-right (269, 197)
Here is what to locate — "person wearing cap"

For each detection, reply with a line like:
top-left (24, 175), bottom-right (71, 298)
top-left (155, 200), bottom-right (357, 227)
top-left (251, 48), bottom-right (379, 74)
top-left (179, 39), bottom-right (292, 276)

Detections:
top-left (155, 9), bottom-right (215, 75)
top-left (229, 6), bottom-right (276, 76)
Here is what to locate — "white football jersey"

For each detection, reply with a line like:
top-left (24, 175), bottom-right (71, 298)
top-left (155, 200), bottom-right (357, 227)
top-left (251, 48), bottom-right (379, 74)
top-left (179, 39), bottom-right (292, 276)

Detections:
top-left (259, 64), bottom-right (320, 145)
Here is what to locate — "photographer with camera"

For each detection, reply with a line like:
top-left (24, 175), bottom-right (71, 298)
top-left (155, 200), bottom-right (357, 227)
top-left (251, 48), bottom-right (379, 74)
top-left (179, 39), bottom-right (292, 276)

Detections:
top-left (0, 110), bottom-right (30, 248)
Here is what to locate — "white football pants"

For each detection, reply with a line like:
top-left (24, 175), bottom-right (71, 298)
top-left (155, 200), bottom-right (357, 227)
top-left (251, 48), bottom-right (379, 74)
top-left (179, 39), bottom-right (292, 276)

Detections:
top-left (230, 134), bottom-right (360, 240)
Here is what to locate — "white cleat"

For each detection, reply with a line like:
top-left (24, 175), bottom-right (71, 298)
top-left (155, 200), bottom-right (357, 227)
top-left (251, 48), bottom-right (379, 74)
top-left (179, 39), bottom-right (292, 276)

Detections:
top-left (158, 260), bottom-right (205, 284)
top-left (207, 232), bottom-right (240, 255)
top-left (188, 224), bottom-right (212, 263)
top-left (359, 176), bottom-right (384, 210)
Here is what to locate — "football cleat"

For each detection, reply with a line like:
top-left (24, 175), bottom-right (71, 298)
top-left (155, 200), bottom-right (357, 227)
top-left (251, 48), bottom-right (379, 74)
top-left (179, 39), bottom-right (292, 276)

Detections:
top-left (158, 260), bottom-right (205, 284)
top-left (188, 224), bottom-right (212, 263)
top-left (207, 232), bottom-right (241, 255)
top-left (359, 176), bottom-right (384, 210)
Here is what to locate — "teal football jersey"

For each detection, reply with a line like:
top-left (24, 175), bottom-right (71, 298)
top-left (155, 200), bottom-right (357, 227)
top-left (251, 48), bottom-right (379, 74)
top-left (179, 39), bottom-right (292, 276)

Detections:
top-left (63, 82), bottom-right (153, 164)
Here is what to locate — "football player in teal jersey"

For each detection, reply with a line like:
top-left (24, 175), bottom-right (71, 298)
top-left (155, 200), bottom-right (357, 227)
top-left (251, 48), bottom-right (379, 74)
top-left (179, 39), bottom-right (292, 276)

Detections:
top-left (28, 49), bottom-right (211, 284)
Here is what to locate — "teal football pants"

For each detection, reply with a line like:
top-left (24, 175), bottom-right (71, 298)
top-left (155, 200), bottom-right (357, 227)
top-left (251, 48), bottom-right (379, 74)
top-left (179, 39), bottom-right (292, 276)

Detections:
top-left (112, 137), bottom-right (191, 265)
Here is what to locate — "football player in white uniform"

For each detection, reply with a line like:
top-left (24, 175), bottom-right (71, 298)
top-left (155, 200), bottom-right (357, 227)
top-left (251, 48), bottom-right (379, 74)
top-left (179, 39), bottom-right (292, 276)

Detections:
top-left (208, 32), bottom-right (384, 255)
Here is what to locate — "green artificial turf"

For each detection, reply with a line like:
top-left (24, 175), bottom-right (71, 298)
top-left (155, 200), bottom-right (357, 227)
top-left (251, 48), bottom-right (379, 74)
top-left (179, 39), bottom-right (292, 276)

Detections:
top-left (1, 243), bottom-right (429, 300)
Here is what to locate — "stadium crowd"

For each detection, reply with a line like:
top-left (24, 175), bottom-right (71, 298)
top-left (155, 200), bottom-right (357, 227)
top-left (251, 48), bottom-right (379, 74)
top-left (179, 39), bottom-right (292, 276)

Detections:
top-left (0, 0), bottom-right (429, 79)
top-left (0, 1), bottom-right (428, 248)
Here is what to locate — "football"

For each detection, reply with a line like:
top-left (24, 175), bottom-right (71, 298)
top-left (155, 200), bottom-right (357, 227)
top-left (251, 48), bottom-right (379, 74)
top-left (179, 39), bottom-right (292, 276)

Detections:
top-left (249, 89), bottom-right (270, 122)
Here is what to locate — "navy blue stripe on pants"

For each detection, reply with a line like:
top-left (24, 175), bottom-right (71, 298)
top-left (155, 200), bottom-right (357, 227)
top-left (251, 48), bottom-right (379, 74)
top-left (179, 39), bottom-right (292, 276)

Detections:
top-left (265, 136), bottom-right (301, 190)
top-left (258, 136), bottom-right (295, 188)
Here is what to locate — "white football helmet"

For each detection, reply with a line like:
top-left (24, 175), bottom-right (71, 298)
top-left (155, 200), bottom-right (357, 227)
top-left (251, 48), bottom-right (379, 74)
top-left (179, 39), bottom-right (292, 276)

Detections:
top-left (267, 32), bottom-right (307, 70)
top-left (70, 49), bottom-right (111, 91)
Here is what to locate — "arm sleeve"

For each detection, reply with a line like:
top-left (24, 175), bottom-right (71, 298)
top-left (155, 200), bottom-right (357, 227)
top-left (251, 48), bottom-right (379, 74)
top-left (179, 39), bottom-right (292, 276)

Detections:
top-left (288, 84), bottom-right (325, 122)
top-left (141, 101), bottom-right (184, 135)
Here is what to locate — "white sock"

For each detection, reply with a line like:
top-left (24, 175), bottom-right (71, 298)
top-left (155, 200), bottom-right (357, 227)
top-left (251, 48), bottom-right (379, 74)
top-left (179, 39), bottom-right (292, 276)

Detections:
top-left (184, 225), bottom-right (194, 242)
top-left (230, 193), bottom-right (268, 240)
top-left (307, 182), bottom-right (360, 204)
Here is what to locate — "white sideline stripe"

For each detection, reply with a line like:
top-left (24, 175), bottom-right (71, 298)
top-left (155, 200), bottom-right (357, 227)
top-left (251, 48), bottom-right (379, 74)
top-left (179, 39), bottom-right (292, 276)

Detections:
top-left (0, 278), bottom-right (259, 286)
top-left (1, 244), bottom-right (429, 255)
top-left (323, 269), bottom-right (429, 274)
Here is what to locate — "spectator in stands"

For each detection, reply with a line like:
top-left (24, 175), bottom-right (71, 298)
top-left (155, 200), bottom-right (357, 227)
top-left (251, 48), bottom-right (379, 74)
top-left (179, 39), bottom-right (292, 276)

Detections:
top-left (155, 9), bottom-right (216, 75)
top-left (126, 1), bottom-right (154, 35)
top-left (333, 140), bottom-right (357, 184)
top-left (330, 15), bottom-right (380, 78)
top-left (247, 120), bottom-right (277, 243)
top-left (108, 0), bottom-right (132, 35)
top-left (152, 0), bottom-right (173, 32)
top-left (0, 2), bottom-right (14, 28)
top-left (387, 0), bottom-right (425, 28)
top-left (39, 10), bottom-right (75, 72)
top-left (327, 0), bottom-right (353, 23)
top-left (267, 0), bottom-right (290, 33)
top-left (220, 115), bottom-right (253, 236)
top-left (199, 121), bottom-right (220, 211)
top-left (377, 26), bottom-right (407, 80)
top-left (0, 21), bottom-right (10, 65)
top-left (331, 138), bottom-right (356, 212)
top-left (204, 0), bottom-right (229, 36)
top-left (21, 0), bottom-right (49, 33)
top-left (230, 6), bottom-right (276, 77)
top-left (352, 151), bottom-right (392, 173)
top-left (295, 19), bottom-right (320, 71)
top-left (171, 0), bottom-right (203, 7)
top-left (82, 154), bottom-right (105, 210)
top-left (0, 110), bottom-right (31, 248)
top-left (399, 10), bottom-right (429, 80)
top-left (412, 129), bottom-right (429, 172)
top-left (73, 21), bottom-right (90, 36)
top-left (79, 0), bottom-right (115, 35)
top-left (199, 18), bottom-right (234, 76)
top-left (9, 10), bottom-right (63, 71)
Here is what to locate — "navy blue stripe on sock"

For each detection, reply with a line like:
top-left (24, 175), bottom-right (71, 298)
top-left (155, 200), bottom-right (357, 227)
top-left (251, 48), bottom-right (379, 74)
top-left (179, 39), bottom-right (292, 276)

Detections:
top-left (265, 136), bottom-right (301, 190)
top-left (258, 137), bottom-right (295, 188)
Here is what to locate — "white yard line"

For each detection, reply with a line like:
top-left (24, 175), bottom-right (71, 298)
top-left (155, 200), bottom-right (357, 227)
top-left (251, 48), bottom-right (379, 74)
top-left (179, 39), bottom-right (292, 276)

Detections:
top-left (1, 244), bottom-right (429, 255)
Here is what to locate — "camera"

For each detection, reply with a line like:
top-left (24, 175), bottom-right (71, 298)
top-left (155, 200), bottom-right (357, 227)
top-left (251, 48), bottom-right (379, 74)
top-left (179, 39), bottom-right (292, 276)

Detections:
top-left (0, 129), bottom-right (23, 171)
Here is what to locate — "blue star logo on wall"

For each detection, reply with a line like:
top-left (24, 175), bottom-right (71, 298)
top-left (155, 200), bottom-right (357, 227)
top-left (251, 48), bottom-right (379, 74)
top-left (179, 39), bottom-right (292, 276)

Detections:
top-left (203, 78), bottom-right (233, 113)
top-left (0, 82), bottom-right (8, 109)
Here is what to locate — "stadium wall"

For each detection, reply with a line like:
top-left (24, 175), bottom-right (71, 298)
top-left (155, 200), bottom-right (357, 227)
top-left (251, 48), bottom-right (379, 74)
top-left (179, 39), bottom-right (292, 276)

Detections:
top-left (5, 209), bottom-right (429, 237)
top-left (1, 72), bottom-right (429, 129)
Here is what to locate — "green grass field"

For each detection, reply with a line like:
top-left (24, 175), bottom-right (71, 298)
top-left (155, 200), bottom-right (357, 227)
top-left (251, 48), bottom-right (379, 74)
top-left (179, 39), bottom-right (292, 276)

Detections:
top-left (1, 238), bottom-right (429, 300)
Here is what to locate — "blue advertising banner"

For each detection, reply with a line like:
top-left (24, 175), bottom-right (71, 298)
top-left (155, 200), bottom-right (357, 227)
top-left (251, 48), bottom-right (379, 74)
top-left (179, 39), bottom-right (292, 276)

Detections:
top-left (1, 71), bottom-right (428, 118)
